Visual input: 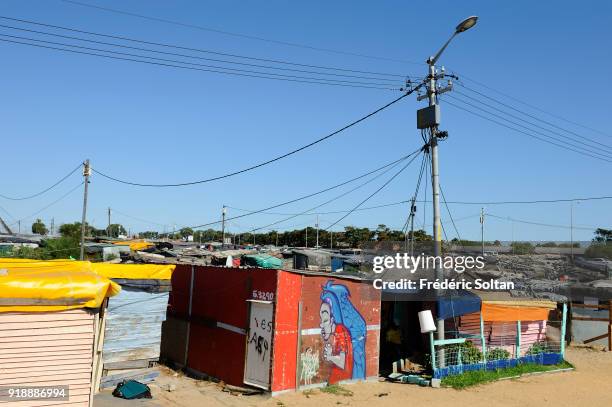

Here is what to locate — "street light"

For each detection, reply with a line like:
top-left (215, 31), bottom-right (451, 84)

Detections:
top-left (430, 16), bottom-right (479, 65)
top-left (421, 16), bottom-right (478, 366)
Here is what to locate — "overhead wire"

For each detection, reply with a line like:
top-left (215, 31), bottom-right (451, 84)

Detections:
top-left (323, 149), bottom-right (424, 231)
top-left (442, 97), bottom-right (612, 163)
top-left (0, 163), bottom-right (82, 200)
top-left (453, 86), bottom-right (612, 154)
top-left (91, 85), bottom-right (423, 187)
top-left (59, 0), bottom-right (423, 66)
top-left (455, 73), bottom-right (612, 139)
top-left (241, 149), bottom-right (423, 233)
top-left (187, 150), bottom-right (422, 229)
top-left (0, 15), bottom-right (413, 78)
top-left (445, 93), bottom-right (612, 161)
top-left (0, 33), bottom-right (399, 90)
top-left (9, 181), bottom-right (84, 226)
top-left (0, 23), bottom-right (408, 84)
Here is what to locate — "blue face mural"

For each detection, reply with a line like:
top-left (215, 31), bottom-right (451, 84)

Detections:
top-left (319, 280), bottom-right (367, 383)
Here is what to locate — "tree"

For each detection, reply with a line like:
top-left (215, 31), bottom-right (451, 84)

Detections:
top-left (31, 219), bottom-right (48, 235)
top-left (180, 227), bottom-right (194, 239)
top-left (107, 223), bottom-right (126, 237)
top-left (511, 242), bottom-right (535, 255)
top-left (593, 228), bottom-right (612, 242)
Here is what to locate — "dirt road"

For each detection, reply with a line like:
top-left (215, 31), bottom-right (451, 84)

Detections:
top-left (95, 346), bottom-right (612, 407)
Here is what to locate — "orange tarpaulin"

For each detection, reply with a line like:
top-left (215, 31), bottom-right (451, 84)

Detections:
top-left (481, 302), bottom-right (554, 322)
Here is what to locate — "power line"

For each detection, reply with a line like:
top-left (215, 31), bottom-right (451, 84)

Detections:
top-left (0, 22), bottom-right (408, 84)
top-left (0, 163), bottom-right (81, 200)
top-left (9, 181), bottom-right (84, 226)
top-left (59, 0), bottom-right (422, 66)
top-left (0, 15), bottom-right (412, 79)
top-left (446, 93), bottom-right (612, 161)
top-left (454, 85), bottom-right (612, 153)
top-left (323, 150), bottom-right (424, 231)
top-left (442, 97), bottom-right (612, 164)
top-left (486, 213), bottom-right (599, 231)
top-left (91, 86), bottom-right (422, 187)
top-left (455, 73), bottom-right (612, 139)
top-left (0, 33), bottom-right (399, 90)
top-left (222, 149), bottom-right (420, 232)
top-left (187, 150), bottom-right (421, 229)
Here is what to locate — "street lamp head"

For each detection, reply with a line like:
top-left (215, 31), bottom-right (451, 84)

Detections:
top-left (455, 16), bottom-right (478, 34)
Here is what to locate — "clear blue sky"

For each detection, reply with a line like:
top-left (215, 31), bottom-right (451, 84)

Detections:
top-left (0, 0), bottom-right (610, 242)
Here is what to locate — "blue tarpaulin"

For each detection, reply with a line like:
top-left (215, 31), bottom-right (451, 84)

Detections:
top-left (437, 290), bottom-right (481, 320)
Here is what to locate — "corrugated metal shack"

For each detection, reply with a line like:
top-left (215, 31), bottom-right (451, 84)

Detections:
top-left (90, 263), bottom-right (175, 390)
top-left (161, 265), bottom-right (381, 394)
top-left (0, 259), bottom-right (120, 407)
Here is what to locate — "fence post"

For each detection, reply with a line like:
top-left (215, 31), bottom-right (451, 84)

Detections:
top-left (608, 300), bottom-right (612, 352)
top-left (480, 312), bottom-right (487, 363)
top-left (516, 320), bottom-right (522, 357)
top-left (429, 331), bottom-right (437, 374)
top-left (560, 302), bottom-right (567, 358)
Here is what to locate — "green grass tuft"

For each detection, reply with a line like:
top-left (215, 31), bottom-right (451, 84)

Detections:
top-left (441, 361), bottom-right (574, 389)
top-left (320, 384), bottom-right (354, 396)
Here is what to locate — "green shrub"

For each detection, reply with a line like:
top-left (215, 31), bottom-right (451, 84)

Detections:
top-left (486, 348), bottom-right (510, 360)
top-left (526, 342), bottom-right (550, 355)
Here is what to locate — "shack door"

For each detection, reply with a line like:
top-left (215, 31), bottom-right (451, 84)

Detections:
top-left (244, 300), bottom-right (274, 389)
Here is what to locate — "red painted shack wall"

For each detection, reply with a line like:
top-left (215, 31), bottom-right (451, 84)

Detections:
top-left (270, 271), bottom-right (302, 392)
top-left (185, 266), bottom-right (278, 386)
top-left (167, 264), bottom-right (192, 317)
top-left (297, 276), bottom-right (380, 387)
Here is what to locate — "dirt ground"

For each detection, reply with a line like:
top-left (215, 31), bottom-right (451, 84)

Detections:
top-left (94, 346), bottom-right (612, 407)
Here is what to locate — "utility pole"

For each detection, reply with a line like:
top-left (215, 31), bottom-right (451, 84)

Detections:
top-left (79, 159), bottom-right (90, 260)
top-left (107, 207), bottom-right (112, 237)
top-left (305, 227), bottom-right (308, 248)
top-left (18, 220), bottom-right (21, 234)
top-left (50, 217), bottom-right (55, 236)
top-left (316, 215), bottom-right (319, 249)
top-left (330, 231), bottom-right (333, 250)
top-left (480, 207), bottom-right (485, 256)
top-left (221, 205), bottom-right (226, 247)
top-left (275, 231), bottom-right (279, 247)
top-left (409, 197), bottom-right (417, 256)
top-left (416, 16), bottom-right (478, 366)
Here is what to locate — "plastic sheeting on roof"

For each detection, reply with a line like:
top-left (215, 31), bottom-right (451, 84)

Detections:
top-left (0, 259), bottom-right (175, 280)
top-left (243, 254), bottom-right (282, 269)
top-left (437, 290), bottom-right (481, 320)
top-left (481, 302), bottom-right (556, 322)
top-left (0, 267), bottom-right (120, 312)
top-left (112, 240), bottom-right (155, 251)
top-left (91, 263), bottom-right (175, 280)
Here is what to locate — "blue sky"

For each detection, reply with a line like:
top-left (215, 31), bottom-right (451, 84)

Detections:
top-left (0, 0), bottom-right (610, 241)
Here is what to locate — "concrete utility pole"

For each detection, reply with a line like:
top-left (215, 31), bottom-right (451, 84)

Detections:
top-left (480, 207), bottom-right (485, 256)
top-left (305, 227), bottom-right (308, 248)
top-left (316, 215), bottom-right (319, 249)
top-left (417, 16), bottom-right (478, 364)
top-left (410, 198), bottom-right (417, 256)
top-left (330, 231), bottom-right (333, 250)
top-left (221, 205), bottom-right (227, 247)
top-left (107, 207), bottom-right (111, 237)
top-left (79, 159), bottom-right (91, 260)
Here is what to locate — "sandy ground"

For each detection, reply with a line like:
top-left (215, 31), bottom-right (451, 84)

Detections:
top-left (94, 346), bottom-right (612, 407)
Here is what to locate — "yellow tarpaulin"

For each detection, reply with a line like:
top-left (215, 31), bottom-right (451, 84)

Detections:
top-left (91, 263), bottom-right (175, 280)
top-left (112, 240), bottom-right (155, 251)
top-left (0, 267), bottom-right (120, 312)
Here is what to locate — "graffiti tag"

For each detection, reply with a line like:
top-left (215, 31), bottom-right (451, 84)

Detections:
top-left (300, 348), bottom-right (320, 385)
